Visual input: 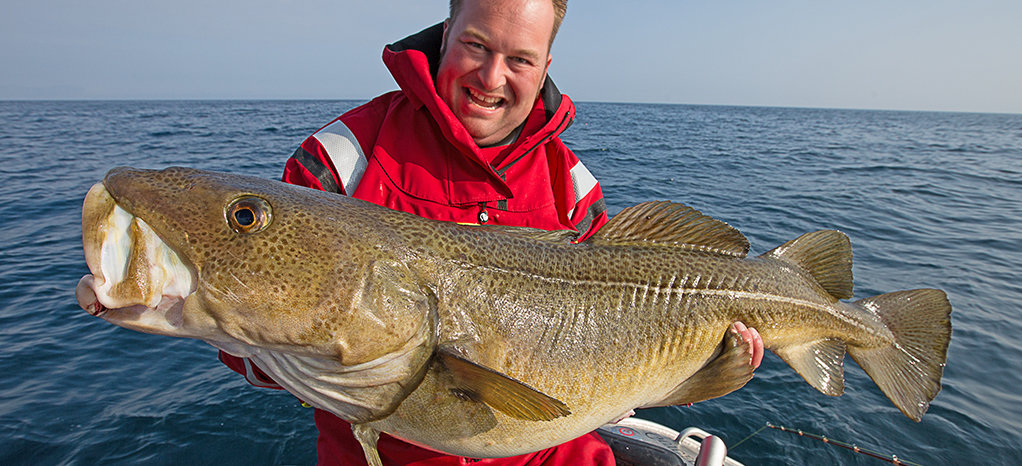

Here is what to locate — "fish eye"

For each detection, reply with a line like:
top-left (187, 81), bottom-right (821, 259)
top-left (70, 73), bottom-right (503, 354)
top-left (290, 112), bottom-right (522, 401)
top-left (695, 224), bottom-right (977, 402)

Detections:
top-left (226, 196), bottom-right (271, 234)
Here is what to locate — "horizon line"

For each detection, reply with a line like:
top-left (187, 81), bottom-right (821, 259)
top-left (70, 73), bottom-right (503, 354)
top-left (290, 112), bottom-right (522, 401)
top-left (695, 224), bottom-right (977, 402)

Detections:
top-left (1, 98), bottom-right (1018, 117)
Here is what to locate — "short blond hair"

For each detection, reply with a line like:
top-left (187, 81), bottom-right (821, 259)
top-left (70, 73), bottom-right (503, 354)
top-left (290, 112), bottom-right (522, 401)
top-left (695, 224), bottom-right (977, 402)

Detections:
top-left (448, 0), bottom-right (567, 49)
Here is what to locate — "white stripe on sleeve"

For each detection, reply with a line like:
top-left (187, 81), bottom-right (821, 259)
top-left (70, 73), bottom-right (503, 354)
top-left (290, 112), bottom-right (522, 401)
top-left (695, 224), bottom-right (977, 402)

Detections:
top-left (313, 120), bottom-right (368, 193)
top-left (568, 160), bottom-right (599, 217)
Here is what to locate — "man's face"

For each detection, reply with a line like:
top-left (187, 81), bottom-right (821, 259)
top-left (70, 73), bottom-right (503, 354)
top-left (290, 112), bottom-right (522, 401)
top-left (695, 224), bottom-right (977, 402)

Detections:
top-left (436, 0), bottom-right (554, 147)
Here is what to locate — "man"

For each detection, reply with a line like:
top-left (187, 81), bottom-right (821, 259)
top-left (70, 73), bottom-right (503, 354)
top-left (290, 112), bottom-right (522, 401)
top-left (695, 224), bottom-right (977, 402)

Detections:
top-left (221, 0), bottom-right (764, 464)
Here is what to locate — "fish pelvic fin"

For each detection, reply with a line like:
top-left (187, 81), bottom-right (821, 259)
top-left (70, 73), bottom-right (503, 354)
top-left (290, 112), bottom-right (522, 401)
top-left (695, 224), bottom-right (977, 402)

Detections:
top-left (438, 347), bottom-right (570, 421)
top-left (763, 230), bottom-right (854, 300)
top-left (585, 201), bottom-right (750, 257)
top-left (772, 339), bottom-right (847, 396)
top-left (351, 423), bottom-right (383, 466)
top-left (847, 289), bottom-right (952, 422)
top-left (647, 323), bottom-right (756, 407)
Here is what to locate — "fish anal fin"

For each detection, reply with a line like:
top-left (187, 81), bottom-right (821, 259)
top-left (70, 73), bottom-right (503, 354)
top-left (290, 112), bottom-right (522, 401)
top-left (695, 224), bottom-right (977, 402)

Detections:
top-left (763, 230), bottom-right (854, 300)
top-left (586, 201), bottom-right (749, 257)
top-left (437, 347), bottom-right (570, 421)
top-left (648, 326), bottom-right (756, 407)
top-left (773, 338), bottom-right (847, 396)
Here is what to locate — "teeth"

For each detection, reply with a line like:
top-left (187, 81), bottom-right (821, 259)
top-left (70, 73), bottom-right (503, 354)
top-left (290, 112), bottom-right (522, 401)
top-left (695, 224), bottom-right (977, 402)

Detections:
top-left (468, 88), bottom-right (503, 108)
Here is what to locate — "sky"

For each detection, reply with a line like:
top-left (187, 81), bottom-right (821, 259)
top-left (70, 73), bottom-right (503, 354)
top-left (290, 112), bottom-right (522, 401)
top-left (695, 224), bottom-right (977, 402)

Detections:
top-left (2, 0), bottom-right (1020, 114)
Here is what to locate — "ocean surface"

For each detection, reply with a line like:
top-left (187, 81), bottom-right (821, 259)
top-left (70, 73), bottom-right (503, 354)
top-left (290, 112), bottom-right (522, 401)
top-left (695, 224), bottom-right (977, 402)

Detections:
top-left (1, 100), bottom-right (1020, 465)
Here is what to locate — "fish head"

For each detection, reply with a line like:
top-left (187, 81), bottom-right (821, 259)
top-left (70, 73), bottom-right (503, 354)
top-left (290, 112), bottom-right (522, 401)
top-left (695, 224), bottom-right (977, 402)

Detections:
top-left (76, 167), bottom-right (438, 419)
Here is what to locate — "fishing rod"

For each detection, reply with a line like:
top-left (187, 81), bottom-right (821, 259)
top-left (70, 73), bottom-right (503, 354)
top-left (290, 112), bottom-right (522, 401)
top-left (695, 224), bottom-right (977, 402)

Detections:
top-left (731, 422), bottom-right (922, 465)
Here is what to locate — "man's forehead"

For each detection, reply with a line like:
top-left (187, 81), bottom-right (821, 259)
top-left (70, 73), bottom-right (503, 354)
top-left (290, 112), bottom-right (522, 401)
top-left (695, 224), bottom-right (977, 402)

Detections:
top-left (451, 0), bottom-right (554, 56)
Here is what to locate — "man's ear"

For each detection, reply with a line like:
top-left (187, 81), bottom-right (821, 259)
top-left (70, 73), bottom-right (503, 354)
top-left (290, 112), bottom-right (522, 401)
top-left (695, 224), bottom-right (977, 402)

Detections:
top-left (543, 54), bottom-right (552, 82)
top-left (440, 19), bottom-right (451, 56)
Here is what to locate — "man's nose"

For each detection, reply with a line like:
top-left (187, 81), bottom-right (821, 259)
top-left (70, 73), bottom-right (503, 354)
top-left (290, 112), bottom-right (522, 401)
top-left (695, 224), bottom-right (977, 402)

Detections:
top-left (477, 55), bottom-right (507, 91)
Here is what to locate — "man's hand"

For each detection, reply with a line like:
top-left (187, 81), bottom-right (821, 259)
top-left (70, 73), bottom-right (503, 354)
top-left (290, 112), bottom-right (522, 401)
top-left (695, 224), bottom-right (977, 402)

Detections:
top-left (731, 321), bottom-right (764, 369)
top-left (615, 321), bottom-right (765, 419)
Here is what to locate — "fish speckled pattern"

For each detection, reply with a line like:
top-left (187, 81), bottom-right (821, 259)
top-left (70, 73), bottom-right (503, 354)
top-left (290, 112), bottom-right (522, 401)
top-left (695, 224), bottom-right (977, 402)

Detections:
top-left (76, 167), bottom-right (951, 464)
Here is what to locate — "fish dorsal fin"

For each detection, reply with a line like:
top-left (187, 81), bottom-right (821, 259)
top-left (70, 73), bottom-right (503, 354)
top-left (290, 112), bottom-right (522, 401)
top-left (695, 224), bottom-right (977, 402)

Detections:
top-left (480, 224), bottom-right (579, 243)
top-left (762, 230), bottom-right (854, 300)
top-left (437, 346), bottom-right (570, 421)
top-left (586, 201), bottom-right (750, 257)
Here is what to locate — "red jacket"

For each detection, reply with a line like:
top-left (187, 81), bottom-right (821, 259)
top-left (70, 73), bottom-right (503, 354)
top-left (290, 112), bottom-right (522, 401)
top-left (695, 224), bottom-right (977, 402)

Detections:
top-left (220, 23), bottom-right (613, 465)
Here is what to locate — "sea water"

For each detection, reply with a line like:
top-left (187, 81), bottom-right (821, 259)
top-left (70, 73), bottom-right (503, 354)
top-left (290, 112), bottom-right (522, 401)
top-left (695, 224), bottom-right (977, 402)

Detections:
top-left (1, 100), bottom-right (1020, 464)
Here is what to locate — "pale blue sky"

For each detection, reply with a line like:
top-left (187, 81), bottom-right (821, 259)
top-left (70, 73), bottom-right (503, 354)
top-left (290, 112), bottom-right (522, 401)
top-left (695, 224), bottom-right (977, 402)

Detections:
top-left (3, 0), bottom-right (1020, 114)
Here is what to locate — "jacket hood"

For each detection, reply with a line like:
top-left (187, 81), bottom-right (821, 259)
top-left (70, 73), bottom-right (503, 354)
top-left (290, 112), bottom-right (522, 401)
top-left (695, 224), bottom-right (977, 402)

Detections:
top-left (382, 23), bottom-right (574, 156)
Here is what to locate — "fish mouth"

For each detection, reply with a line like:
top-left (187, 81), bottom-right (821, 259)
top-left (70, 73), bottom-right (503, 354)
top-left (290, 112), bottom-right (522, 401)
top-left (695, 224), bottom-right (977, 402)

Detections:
top-left (76, 181), bottom-right (197, 335)
top-left (76, 274), bottom-right (110, 317)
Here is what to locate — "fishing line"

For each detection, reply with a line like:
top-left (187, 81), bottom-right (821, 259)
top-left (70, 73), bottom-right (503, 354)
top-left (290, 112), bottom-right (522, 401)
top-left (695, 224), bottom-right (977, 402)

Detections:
top-left (728, 424), bottom-right (769, 450)
top-left (730, 422), bottom-right (922, 465)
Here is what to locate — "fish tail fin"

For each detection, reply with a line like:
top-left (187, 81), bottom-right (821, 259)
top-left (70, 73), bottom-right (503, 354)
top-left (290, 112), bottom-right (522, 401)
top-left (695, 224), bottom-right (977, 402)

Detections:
top-left (847, 289), bottom-right (952, 421)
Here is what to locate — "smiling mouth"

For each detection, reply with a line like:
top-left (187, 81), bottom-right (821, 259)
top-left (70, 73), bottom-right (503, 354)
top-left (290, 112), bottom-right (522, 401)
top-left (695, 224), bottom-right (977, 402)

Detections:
top-left (466, 88), bottom-right (505, 110)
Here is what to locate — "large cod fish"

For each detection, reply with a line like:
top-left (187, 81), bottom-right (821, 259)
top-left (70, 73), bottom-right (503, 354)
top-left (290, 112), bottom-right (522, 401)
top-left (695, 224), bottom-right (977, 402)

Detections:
top-left (76, 167), bottom-right (951, 464)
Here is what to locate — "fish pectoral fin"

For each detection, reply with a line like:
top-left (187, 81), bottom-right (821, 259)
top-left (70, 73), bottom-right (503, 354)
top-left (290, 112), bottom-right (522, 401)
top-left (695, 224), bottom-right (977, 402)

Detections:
top-left (648, 326), bottom-right (756, 407)
top-left (351, 423), bottom-right (383, 466)
top-left (773, 338), bottom-right (847, 396)
top-left (438, 347), bottom-right (570, 421)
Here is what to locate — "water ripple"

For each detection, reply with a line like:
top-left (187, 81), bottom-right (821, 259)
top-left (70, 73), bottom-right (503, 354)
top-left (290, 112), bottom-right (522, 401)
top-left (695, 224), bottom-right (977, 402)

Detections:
top-left (2, 101), bottom-right (1021, 464)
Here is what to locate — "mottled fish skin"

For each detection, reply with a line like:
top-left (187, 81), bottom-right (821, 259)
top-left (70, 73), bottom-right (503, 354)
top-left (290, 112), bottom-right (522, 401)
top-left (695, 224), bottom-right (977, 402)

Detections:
top-left (77, 167), bottom-right (951, 460)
